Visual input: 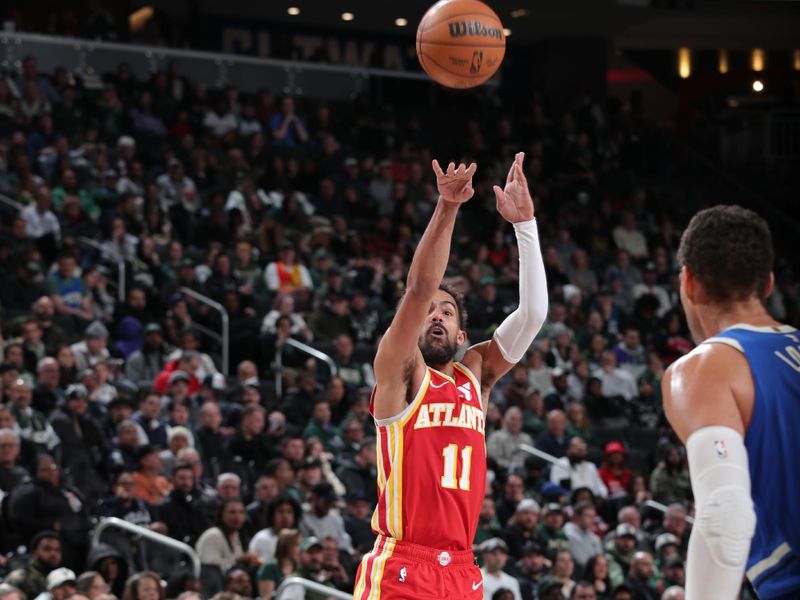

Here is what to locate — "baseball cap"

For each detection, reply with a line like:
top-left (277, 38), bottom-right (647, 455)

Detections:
top-left (47, 568), bottom-right (76, 590)
top-left (537, 576), bottom-right (562, 596)
top-left (203, 372), bottom-right (226, 392)
top-left (169, 370), bottom-right (190, 386)
top-left (516, 498), bottom-right (541, 514)
top-left (311, 481), bottom-right (337, 502)
top-left (655, 532), bottom-right (680, 553)
top-left (300, 536), bottom-right (322, 552)
top-left (522, 541), bottom-right (545, 556)
top-left (242, 377), bottom-right (260, 390)
top-left (143, 322), bottom-right (163, 335)
top-left (65, 384), bottom-right (88, 400)
top-left (543, 502), bottom-right (564, 516)
top-left (615, 523), bottom-right (638, 539)
top-left (663, 555), bottom-right (684, 569)
top-left (481, 538), bottom-right (508, 553)
top-left (85, 320), bottom-right (109, 339)
top-left (604, 440), bottom-right (626, 456)
top-left (300, 456), bottom-right (322, 470)
top-left (479, 276), bottom-right (496, 287)
top-left (541, 482), bottom-right (570, 501)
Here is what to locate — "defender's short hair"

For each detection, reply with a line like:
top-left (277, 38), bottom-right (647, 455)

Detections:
top-left (678, 205), bottom-right (773, 304)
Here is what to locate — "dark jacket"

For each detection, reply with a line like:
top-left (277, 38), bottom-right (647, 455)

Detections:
top-left (87, 542), bottom-right (129, 597)
top-left (157, 487), bottom-right (212, 546)
top-left (49, 408), bottom-right (110, 485)
top-left (336, 459), bottom-right (377, 506)
top-left (5, 557), bottom-right (52, 600)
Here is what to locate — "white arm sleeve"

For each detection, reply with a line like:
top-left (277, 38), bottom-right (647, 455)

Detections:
top-left (685, 426), bottom-right (756, 600)
top-left (492, 218), bottom-right (548, 363)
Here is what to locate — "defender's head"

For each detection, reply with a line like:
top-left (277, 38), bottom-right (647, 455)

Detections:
top-left (678, 205), bottom-right (773, 342)
top-left (417, 284), bottom-right (468, 367)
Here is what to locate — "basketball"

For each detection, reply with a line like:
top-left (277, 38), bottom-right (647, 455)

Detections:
top-left (416, 0), bottom-right (506, 89)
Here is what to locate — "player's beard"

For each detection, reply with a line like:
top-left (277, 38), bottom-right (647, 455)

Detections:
top-left (420, 335), bottom-right (458, 366)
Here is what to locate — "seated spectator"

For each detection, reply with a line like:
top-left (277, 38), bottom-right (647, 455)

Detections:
top-left (97, 469), bottom-right (153, 528)
top-left (132, 444), bottom-right (172, 507)
top-left (595, 350), bottom-right (637, 402)
top-left (309, 292), bottom-right (352, 342)
top-left (515, 541), bottom-right (550, 600)
top-left (488, 407), bottom-right (534, 473)
top-left (551, 549), bottom-right (576, 598)
top-left (565, 401), bottom-right (595, 446)
top-left (299, 481), bottom-right (353, 554)
top-left (195, 498), bottom-right (260, 573)
top-left (9, 455), bottom-right (90, 570)
top-left (501, 498), bottom-right (541, 561)
top-left (648, 447), bottom-right (691, 505)
top-left (598, 441), bottom-right (633, 499)
top-left (536, 503), bottom-right (569, 560)
top-left (563, 502), bottom-right (603, 570)
top-left (625, 552), bottom-right (658, 600)
top-left (613, 212), bottom-right (649, 260)
top-left (152, 352), bottom-right (201, 396)
top-left (270, 96), bottom-right (309, 147)
top-left (157, 464), bottom-right (211, 546)
top-left (332, 334), bottom-right (374, 390)
top-left (0, 427), bottom-right (28, 494)
top-left (653, 503), bottom-right (691, 555)
top-left (246, 475), bottom-right (280, 533)
top-left (132, 392), bottom-right (168, 449)
top-left (549, 437), bottom-right (608, 499)
top-left (5, 531), bottom-right (63, 600)
top-left (47, 252), bottom-right (93, 322)
top-left (302, 400), bottom-right (343, 453)
top-left (259, 293), bottom-right (313, 340)
top-left (606, 524), bottom-right (639, 588)
top-left (9, 376), bottom-right (60, 452)
top-left (526, 349), bottom-right (554, 397)
top-left (480, 538), bottom-right (523, 600)
top-left (70, 321), bottom-right (112, 373)
top-left (121, 571), bottom-right (165, 600)
top-left (248, 493), bottom-right (302, 564)
top-left (544, 368), bottom-right (575, 412)
top-left (229, 405), bottom-right (274, 466)
top-left (335, 437), bottom-right (377, 506)
top-left (264, 241), bottom-right (312, 296)
top-left (124, 323), bottom-right (170, 389)
top-left (581, 554), bottom-right (612, 600)
top-left (33, 357), bottom-right (63, 415)
top-left (534, 409), bottom-right (569, 459)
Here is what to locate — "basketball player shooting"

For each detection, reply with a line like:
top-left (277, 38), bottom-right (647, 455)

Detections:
top-left (352, 152), bottom-right (547, 600)
top-left (663, 206), bottom-right (800, 600)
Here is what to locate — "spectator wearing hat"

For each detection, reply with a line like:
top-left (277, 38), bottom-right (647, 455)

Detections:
top-left (156, 463), bottom-right (211, 546)
top-left (300, 481), bottom-right (353, 554)
top-left (536, 576), bottom-right (564, 600)
top-left (653, 533), bottom-right (680, 568)
top-left (132, 444), bottom-right (172, 506)
top-left (125, 323), bottom-right (171, 389)
top-left (502, 498), bottom-right (542, 561)
top-left (514, 541), bottom-right (549, 600)
top-left (534, 502), bottom-right (568, 559)
top-left (659, 555), bottom-right (684, 591)
top-left (335, 437), bottom-right (377, 506)
top-left (33, 567), bottom-right (76, 600)
top-left (70, 321), bottom-right (112, 373)
top-left (550, 437), bottom-right (608, 499)
top-left (488, 407), bottom-right (534, 473)
top-left (599, 441), bottom-right (633, 499)
top-left (9, 376), bottom-right (60, 452)
top-left (481, 538), bottom-right (523, 600)
top-left (563, 502), bottom-right (603, 570)
top-left (97, 469), bottom-right (154, 528)
top-left (606, 524), bottom-right (639, 588)
top-left (48, 383), bottom-right (109, 501)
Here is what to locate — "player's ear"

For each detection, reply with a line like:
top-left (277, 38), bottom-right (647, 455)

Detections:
top-left (681, 266), bottom-right (698, 303)
top-left (764, 271), bottom-right (775, 300)
top-left (457, 329), bottom-right (467, 346)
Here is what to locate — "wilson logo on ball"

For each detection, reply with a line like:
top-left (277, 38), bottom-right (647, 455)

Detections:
top-left (448, 20), bottom-right (503, 39)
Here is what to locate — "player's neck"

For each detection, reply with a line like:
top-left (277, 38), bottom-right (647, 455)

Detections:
top-left (700, 298), bottom-right (780, 338)
top-left (427, 361), bottom-right (455, 377)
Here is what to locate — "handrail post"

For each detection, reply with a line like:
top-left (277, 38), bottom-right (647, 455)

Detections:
top-left (179, 287), bottom-right (229, 376)
top-left (92, 516), bottom-right (201, 577)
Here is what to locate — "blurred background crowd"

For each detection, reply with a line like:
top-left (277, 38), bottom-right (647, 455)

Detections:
top-left (0, 32), bottom-right (797, 600)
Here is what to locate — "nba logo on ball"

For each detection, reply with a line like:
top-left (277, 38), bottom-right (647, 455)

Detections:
top-left (715, 439), bottom-right (728, 459)
top-left (416, 0), bottom-right (506, 89)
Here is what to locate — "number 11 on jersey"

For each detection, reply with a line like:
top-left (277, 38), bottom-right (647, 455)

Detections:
top-left (441, 444), bottom-right (473, 491)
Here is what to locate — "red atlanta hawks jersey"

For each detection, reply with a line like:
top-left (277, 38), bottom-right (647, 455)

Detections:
top-left (369, 362), bottom-right (486, 551)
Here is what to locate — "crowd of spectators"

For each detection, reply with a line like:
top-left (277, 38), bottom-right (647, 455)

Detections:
top-left (0, 51), bottom-right (797, 600)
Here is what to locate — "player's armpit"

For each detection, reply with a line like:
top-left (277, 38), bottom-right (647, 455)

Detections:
top-left (663, 343), bottom-right (754, 444)
top-left (462, 340), bottom-right (515, 412)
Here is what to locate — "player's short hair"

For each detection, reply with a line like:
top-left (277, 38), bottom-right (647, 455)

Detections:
top-left (678, 205), bottom-right (773, 305)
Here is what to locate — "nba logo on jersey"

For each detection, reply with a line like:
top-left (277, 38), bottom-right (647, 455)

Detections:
top-left (715, 439), bottom-right (728, 459)
top-left (398, 566), bottom-right (407, 583)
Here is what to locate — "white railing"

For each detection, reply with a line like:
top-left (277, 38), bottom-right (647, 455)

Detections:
top-left (78, 236), bottom-right (126, 301)
top-left (274, 337), bottom-right (338, 398)
top-left (179, 286), bottom-right (229, 376)
top-left (92, 516), bottom-right (201, 577)
top-left (274, 576), bottom-right (352, 600)
top-left (0, 31), bottom-right (430, 100)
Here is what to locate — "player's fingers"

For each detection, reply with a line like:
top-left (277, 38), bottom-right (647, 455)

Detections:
top-left (506, 161), bottom-right (515, 184)
top-left (456, 163), bottom-right (466, 176)
top-left (493, 185), bottom-right (504, 207)
top-left (516, 151), bottom-right (525, 168)
top-left (446, 162), bottom-right (456, 176)
top-left (466, 162), bottom-right (477, 178)
top-left (515, 163), bottom-right (528, 185)
top-left (432, 159), bottom-right (444, 178)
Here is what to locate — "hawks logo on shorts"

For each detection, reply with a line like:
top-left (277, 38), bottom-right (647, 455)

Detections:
top-left (367, 362), bottom-right (486, 550)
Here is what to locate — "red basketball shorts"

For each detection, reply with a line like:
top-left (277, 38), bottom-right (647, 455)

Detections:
top-left (353, 535), bottom-right (484, 600)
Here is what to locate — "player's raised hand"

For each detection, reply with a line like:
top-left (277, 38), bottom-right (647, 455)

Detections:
top-left (432, 159), bottom-right (477, 205)
top-left (493, 152), bottom-right (535, 223)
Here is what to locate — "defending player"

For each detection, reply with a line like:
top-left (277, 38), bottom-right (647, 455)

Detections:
top-left (353, 152), bottom-right (548, 599)
top-left (663, 205), bottom-right (800, 599)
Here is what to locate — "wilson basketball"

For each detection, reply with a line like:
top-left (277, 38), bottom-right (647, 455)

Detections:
top-left (416, 0), bottom-right (506, 89)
